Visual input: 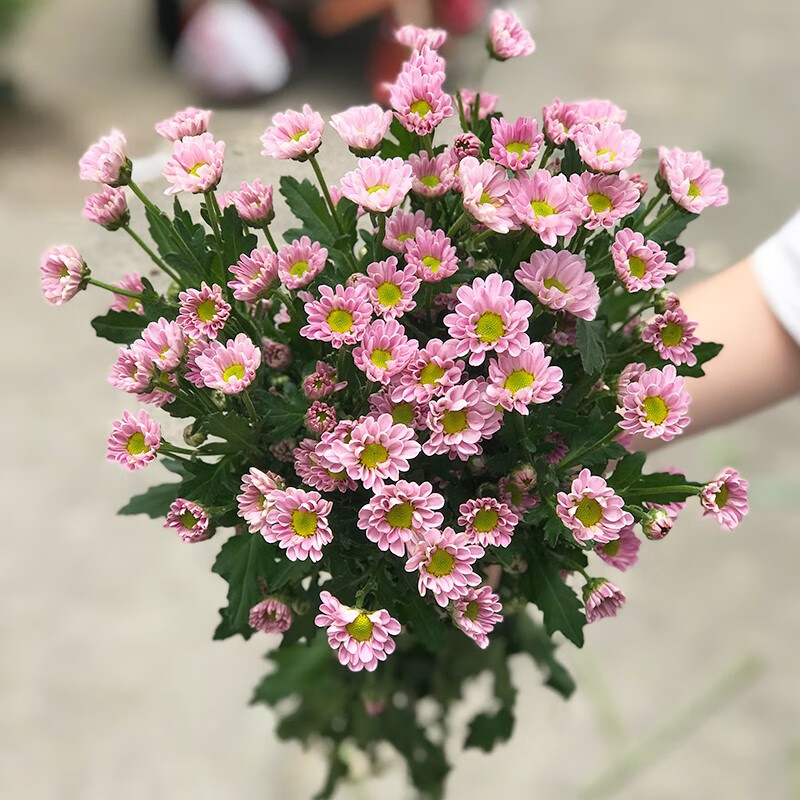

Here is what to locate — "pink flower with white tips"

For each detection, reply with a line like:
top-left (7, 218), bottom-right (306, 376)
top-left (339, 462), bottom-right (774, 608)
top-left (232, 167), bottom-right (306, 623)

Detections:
top-left (264, 487), bottom-right (333, 562)
top-left (362, 256), bottom-right (420, 319)
top-left (596, 524), bottom-right (640, 571)
top-left (162, 133), bottom-right (225, 195)
top-left (405, 527), bottom-right (483, 607)
top-left (459, 156), bottom-right (518, 234)
top-left (352, 319), bottom-right (418, 385)
top-left (83, 186), bottom-right (129, 230)
top-left (575, 122), bottom-right (642, 173)
top-left (569, 172), bottom-right (640, 230)
top-left (177, 282), bottom-right (231, 339)
top-left (277, 236), bottom-right (328, 290)
top-left (485, 345), bottom-right (564, 414)
top-left (444, 273), bottom-right (532, 366)
top-left (405, 228), bottom-right (459, 282)
top-left (108, 347), bottom-right (151, 394)
top-left (488, 8), bottom-right (535, 60)
top-left (642, 307), bottom-right (702, 366)
top-left (391, 337), bottom-right (465, 404)
top-left (315, 591), bottom-right (401, 672)
top-left (329, 104), bottom-right (393, 155)
top-left (109, 273), bottom-right (144, 314)
top-left (306, 401), bottom-right (337, 435)
top-left (164, 499), bottom-right (212, 543)
top-left (395, 25), bottom-right (447, 50)
top-left (106, 409), bottom-right (161, 471)
top-left (390, 69), bottom-right (453, 136)
top-left (611, 228), bottom-right (675, 292)
top-left (458, 90), bottom-right (499, 124)
top-left (300, 283), bottom-right (373, 348)
top-left (616, 361), bottom-right (647, 404)
top-left (40, 245), bottom-right (86, 306)
top-left (576, 99), bottom-right (627, 125)
top-left (489, 116), bottom-right (543, 171)
top-left (155, 106), bottom-right (211, 141)
top-left (556, 469), bottom-right (634, 545)
top-left (195, 333), bottom-right (261, 394)
top-left (384, 209), bottom-right (432, 253)
top-left (700, 468), bottom-right (749, 530)
top-left (294, 438), bottom-right (355, 494)
top-left (508, 170), bottom-right (579, 246)
top-left (260, 104), bottom-right (324, 160)
top-left (408, 151), bottom-right (455, 198)
top-left (228, 246), bottom-right (278, 304)
top-left (617, 364), bottom-right (691, 442)
top-left (452, 586), bottom-right (503, 649)
top-left (228, 180), bottom-right (274, 225)
top-left (515, 249), bottom-right (600, 321)
top-left (237, 467), bottom-right (285, 533)
top-left (583, 578), bottom-right (626, 623)
top-left (542, 99), bottom-right (584, 145)
top-left (133, 317), bottom-right (186, 371)
top-left (458, 497), bottom-right (518, 548)
top-left (79, 129), bottom-right (129, 185)
top-left (658, 147), bottom-right (728, 213)
top-left (249, 598), bottom-right (293, 635)
top-left (358, 480), bottom-right (445, 557)
top-left (340, 156), bottom-right (413, 214)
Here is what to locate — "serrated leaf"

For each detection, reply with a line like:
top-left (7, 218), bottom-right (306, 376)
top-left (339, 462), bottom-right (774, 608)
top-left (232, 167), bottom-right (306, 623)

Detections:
top-left (251, 636), bottom-right (333, 705)
top-left (90, 310), bottom-right (147, 344)
top-left (117, 481), bottom-right (182, 518)
top-left (380, 117), bottom-right (419, 159)
top-left (403, 592), bottom-right (446, 653)
top-left (644, 203), bottom-right (696, 245)
top-left (561, 140), bottom-right (583, 177)
top-left (465, 647), bottom-right (516, 751)
top-left (279, 176), bottom-right (337, 246)
top-left (608, 451), bottom-right (646, 493)
top-left (220, 204), bottom-right (258, 270)
top-left (522, 555), bottom-right (585, 647)
top-left (510, 612), bottom-right (575, 698)
top-left (201, 411), bottom-right (253, 449)
top-left (624, 471), bottom-right (702, 504)
top-left (576, 318), bottom-right (607, 374)
top-left (260, 391), bottom-right (307, 443)
top-left (139, 276), bottom-right (175, 319)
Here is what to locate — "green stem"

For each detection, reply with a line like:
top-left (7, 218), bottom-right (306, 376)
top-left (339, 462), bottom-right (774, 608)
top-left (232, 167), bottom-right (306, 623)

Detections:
top-left (308, 155), bottom-right (344, 235)
top-left (642, 202), bottom-right (678, 239)
top-left (569, 227), bottom-right (588, 255)
top-left (641, 188), bottom-right (666, 222)
top-left (455, 90), bottom-right (469, 133)
top-left (204, 190), bottom-right (224, 252)
top-left (472, 92), bottom-right (481, 129)
top-left (123, 224), bottom-right (181, 283)
top-left (421, 132), bottom-right (435, 157)
top-left (242, 390), bottom-right (259, 424)
top-left (87, 277), bottom-right (141, 299)
top-left (472, 229), bottom-right (493, 247)
top-left (538, 143), bottom-right (555, 170)
top-left (447, 212), bottom-right (469, 239)
top-left (373, 214), bottom-right (387, 261)
top-left (263, 225), bottom-right (279, 252)
top-left (509, 229), bottom-right (535, 267)
top-left (160, 441), bottom-right (197, 456)
top-left (558, 427), bottom-right (620, 471)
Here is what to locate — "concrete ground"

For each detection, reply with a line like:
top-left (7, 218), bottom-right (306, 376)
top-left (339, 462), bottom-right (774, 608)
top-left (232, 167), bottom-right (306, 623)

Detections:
top-left (2, 1), bottom-right (799, 798)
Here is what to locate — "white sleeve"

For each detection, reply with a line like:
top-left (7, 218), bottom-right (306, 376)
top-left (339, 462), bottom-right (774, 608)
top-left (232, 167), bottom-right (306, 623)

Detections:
top-left (752, 211), bottom-right (800, 346)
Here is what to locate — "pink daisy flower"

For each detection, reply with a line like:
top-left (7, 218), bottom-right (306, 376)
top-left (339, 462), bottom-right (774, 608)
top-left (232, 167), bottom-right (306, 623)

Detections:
top-left (79, 129), bottom-right (129, 185)
top-left (508, 170), bottom-right (578, 246)
top-left (352, 319), bottom-right (418, 385)
top-left (452, 586), bottom-right (503, 648)
top-left (260, 104), bottom-right (324, 160)
top-left (155, 106), bottom-right (211, 141)
top-left (444, 273), bottom-right (532, 366)
top-left (237, 467), bottom-right (285, 533)
top-left (458, 90), bottom-right (499, 124)
top-left (596, 524), bottom-right (640, 571)
top-left (108, 346), bottom-right (152, 394)
top-left (183, 338), bottom-right (209, 387)
top-left (195, 333), bottom-right (261, 394)
top-left (261, 338), bottom-right (292, 371)
top-left (458, 498), bottom-right (518, 548)
top-left (575, 121), bottom-right (642, 174)
top-left (611, 228), bottom-right (675, 292)
top-left (390, 70), bottom-right (454, 136)
top-left (700, 468), bottom-right (749, 530)
top-left (556, 468), bottom-right (634, 545)
top-left (340, 156), bottom-right (413, 214)
top-left (302, 360), bottom-right (348, 399)
top-left (450, 132), bottom-right (482, 161)
top-left (328, 413), bottom-right (420, 490)
top-left (575, 99), bottom-right (627, 125)
top-left (106, 409), bottom-right (161, 471)
top-left (162, 133), bottom-right (225, 195)
top-left (249, 598), bottom-right (293, 635)
top-left (569, 172), bottom-right (640, 230)
top-left (40, 245), bottom-right (86, 306)
top-left (642, 308), bottom-right (701, 366)
top-left (164, 499), bottom-right (212, 543)
top-left (133, 317), bottom-right (186, 371)
top-left (368, 390), bottom-right (424, 430)
top-left (489, 116), bottom-right (543, 171)
top-left (384, 212), bottom-right (433, 257)
top-left (358, 480), bottom-right (445, 557)
top-left (616, 361), bottom-right (647, 404)
top-left (228, 246), bottom-right (278, 304)
top-left (498, 473), bottom-right (540, 516)
top-left (83, 186), bottom-right (129, 230)
top-left (300, 283), bottom-right (373, 348)
top-left (405, 228), bottom-right (459, 283)
top-left (583, 578), bottom-right (626, 623)
top-left (315, 591), bottom-right (401, 672)
top-left (395, 24), bottom-right (447, 50)
top-left (362, 256), bottom-right (420, 319)
top-left (544, 432), bottom-right (569, 465)
top-left (458, 156), bottom-right (518, 234)
top-left (408, 151), bottom-right (455, 198)
top-left (658, 146), bottom-right (728, 213)
top-left (423, 379), bottom-right (502, 461)
top-left (515, 249), bottom-right (600, 321)
top-left (295, 437), bottom-right (356, 494)
top-left (542, 99), bottom-right (583, 146)
top-left (306, 401), bottom-right (337, 435)
top-left (277, 236), bottom-right (328, 290)
top-left (330, 104), bottom-right (393, 155)
top-left (228, 180), bottom-right (274, 225)
top-left (618, 364), bottom-right (691, 442)
top-left (391, 338), bottom-right (464, 404)
top-left (488, 8), bottom-right (535, 60)
top-left (405, 527), bottom-right (483, 607)
top-left (177, 282), bottom-right (231, 339)
top-left (109, 273), bottom-right (144, 314)
top-left (485, 345), bottom-right (564, 414)
top-left (264, 487), bottom-right (333, 562)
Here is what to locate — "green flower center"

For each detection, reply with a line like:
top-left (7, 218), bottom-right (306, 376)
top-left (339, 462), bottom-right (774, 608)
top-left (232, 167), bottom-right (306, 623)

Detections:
top-left (505, 141), bottom-right (529, 156)
top-left (188, 162), bottom-right (205, 177)
top-left (643, 395), bottom-right (669, 425)
top-left (290, 129), bottom-right (308, 142)
top-left (587, 192), bottom-right (613, 213)
top-left (128, 297), bottom-right (142, 312)
top-left (289, 260), bottom-right (309, 278)
top-left (475, 311), bottom-right (505, 343)
top-left (196, 299), bottom-right (218, 322)
top-left (628, 256), bottom-right (647, 279)
top-left (543, 276), bottom-right (568, 293)
top-left (531, 200), bottom-right (556, 217)
top-left (660, 322), bottom-right (684, 347)
top-left (422, 255), bottom-right (441, 272)
top-left (419, 363), bottom-right (445, 385)
top-left (327, 309), bottom-right (354, 333)
top-left (479, 191), bottom-right (495, 206)
top-left (180, 511), bottom-right (198, 529)
top-left (391, 402), bottom-right (415, 426)
top-left (426, 547), bottom-right (455, 577)
top-left (222, 363), bottom-right (245, 382)
top-left (688, 181), bottom-right (702, 198)
top-left (346, 612), bottom-right (374, 642)
top-left (442, 409), bottom-right (468, 435)
top-left (360, 442), bottom-right (388, 469)
top-left (370, 348), bottom-right (392, 369)
top-left (504, 369), bottom-right (534, 394)
top-left (596, 147), bottom-right (617, 161)
top-left (575, 497), bottom-right (603, 527)
top-left (602, 538), bottom-right (621, 556)
top-left (291, 510), bottom-right (318, 538)
top-left (715, 484), bottom-right (730, 508)
top-left (367, 184), bottom-right (389, 194)
top-left (327, 469), bottom-right (347, 480)
top-left (385, 501), bottom-right (414, 529)
top-left (421, 175), bottom-right (441, 188)
top-left (472, 508), bottom-right (499, 532)
top-left (377, 281), bottom-right (402, 307)
top-left (411, 99), bottom-right (432, 117)
top-left (126, 432), bottom-right (148, 455)
top-left (465, 601), bottom-right (480, 621)
top-left (396, 233), bottom-right (414, 243)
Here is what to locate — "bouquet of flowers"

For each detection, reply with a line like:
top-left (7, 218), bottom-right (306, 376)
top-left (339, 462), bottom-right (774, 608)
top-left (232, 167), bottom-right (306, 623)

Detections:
top-left (40, 11), bottom-right (749, 799)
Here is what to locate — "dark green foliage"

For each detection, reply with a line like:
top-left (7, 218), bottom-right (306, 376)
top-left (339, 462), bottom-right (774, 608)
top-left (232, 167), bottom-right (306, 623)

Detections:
top-left (90, 310), bottom-right (147, 344)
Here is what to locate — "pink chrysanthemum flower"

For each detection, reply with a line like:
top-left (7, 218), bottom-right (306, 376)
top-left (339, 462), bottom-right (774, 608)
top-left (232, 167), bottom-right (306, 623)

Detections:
top-left (507, 170), bottom-right (578, 246)
top-left (395, 24), bottom-right (448, 50)
top-left (444, 273), bottom-right (532, 366)
top-left (340, 156), bottom-right (413, 214)
top-left (362, 256), bottom-right (420, 319)
top-left (569, 172), bottom-right (640, 230)
top-left (261, 338), bottom-right (292, 371)
top-left (237, 467), bottom-right (285, 533)
top-left (133, 317), bottom-right (186, 371)
top-left (328, 413), bottom-right (420, 490)
top-left (264, 487), bottom-right (333, 562)
top-left (109, 273), bottom-right (145, 314)
top-left (315, 591), bottom-right (401, 672)
top-left (498, 473), bottom-right (539, 516)
top-left (556, 468), bottom-right (634, 545)
top-left (405, 228), bottom-right (459, 283)
top-left (642, 308), bottom-right (701, 367)
top-left (330, 104), bottom-right (393, 155)
top-left (575, 99), bottom-right (627, 125)
top-left (615, 360), bottom-right (647, 404)
top-left (83, 185), bottom-right (129, 230)
top-left (195, 332), bottom-right (261, 394)
top-left (458, 90), bottom-right (499, 124)
top-left (300, 283), bottom-right (373, 348)
top-left (368, 389), bottom-right (424, 430)
top-left (106, 409), bottom-right (161, 471)
top-left (575, 121), bottom-right (642, 174)
top-left (485, 345), bottom-right (564, 414)
top-left (405, 527), bottom-right (483, 607)
top-left (137, 372), bottom-right (177, 409)
top-left (155, 106), bottom-right (211, 141)
top-left (458, 156), bottom-right (518, 234)
top-left (452, 586), bottom-right (503, 649)
top-left (79, 129), bottom-right (129, 185)
top-left (542, 98), bottom-right (584, 145)
top-left (658, 146), bottom-right (728, 213)
top-left (408, 151), bottom-right (455, 198)
top-left (358, 480), bottom-right (445, 557)
top-left (164, 499), bottom-right (211, 543)
top-left (515, 249), bottom-right (600, 321)
top-left (642, 506), bottom-right (675, 540)
top-left (249, 598), bottom-right (293, 635)
top-left (182, 338), bottom-right (209, 387)
top-left (302, 360), bottom-right (347, 399)
top-left (277, 236), bottom-right (328, 290)
top-left (488, 8), bottom-right (535, 60)
top-left (270, 439), bottom-right (296, 463)
top-left (390, 70), bottom-right (454, 136)
top-left (450, 132), bottom-right (482, 161)
top-left (596, 524), bottom-right (640, 571)
top-left (177, 282), bottom-right (231, 339)
top-left (260, 104), bottom-right (324, 160)
top-left (306, 401), bottom-right (337, 435)
top-left (391, 338), bottom-right (464, 404)
top-left (677, 247), bottom-right (696, 274)
top-left (489, 116), bottom-right (543, 171)
top-left (352, 319), bottom-right (418, 385)
top-left (108, 346), bottom-right (152, 394)
top-left (40, 245), bottom-right (86, 306)
top-left (700, 468), bottom-right (749, 530)
top-left (384, 210), bottom-right (433, 253)
top-left (611, 228), bottom-right (675, 292)
top-left (458, 497), bottom-right (518, 548)
top-left (544, 432), bottom-right (569, 465)
top-left (617, 364), bottom-right (691, 442)
top-left (162, 133), bottom-right (225, 195)
top-left (228, 179), bottom-right (274, 225)
top-left (298, 438), bottom-right (357, 493)
top-left (423, 379), bottom-right (502, 461)
top-left (228, 246), bottom-right (278, 304)
top-left (583, 578), bottom-right (626, 623)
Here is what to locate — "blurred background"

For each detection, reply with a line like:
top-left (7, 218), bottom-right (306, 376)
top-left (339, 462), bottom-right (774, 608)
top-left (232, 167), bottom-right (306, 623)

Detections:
top-left (2, 0), bottom-right (800, 798)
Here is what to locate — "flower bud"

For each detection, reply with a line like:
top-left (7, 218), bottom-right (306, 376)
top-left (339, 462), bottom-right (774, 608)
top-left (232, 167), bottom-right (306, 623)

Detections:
top-left (641, 507), bottom-right (674, 540)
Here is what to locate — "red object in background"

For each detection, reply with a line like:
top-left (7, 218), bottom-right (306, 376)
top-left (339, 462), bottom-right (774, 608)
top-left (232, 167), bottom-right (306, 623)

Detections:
top-left (433, 0), bottom-right (490, 35)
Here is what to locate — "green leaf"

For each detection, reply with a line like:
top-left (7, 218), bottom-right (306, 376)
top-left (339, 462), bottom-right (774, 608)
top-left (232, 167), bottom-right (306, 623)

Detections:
top-left (251, 637), bottom-right (333, 706)
top-left (676, 341), bottom-right (723, 378)
top-left (118, 481), bottom-right (182, 518)
top-left (380, 117), bottom-right (419, 159)
top-left (201, 411), bottom-right (253, 449)
top-left (522, 555), bottom-right (585, 647)
top-left (260, 391), bottom-right (307, 443)
top-left (576, 318), bottom-right (607, 374)
top-left (402, 591), bottom-right (446, 653)
top-left (465, 647), bottom-right (517, 751)
top-left (510, 612), bottom-right (575, 698)
top-left (624, 471), bottom-right (702, 504)
top-left (90, 310), bottom-right (147, 344)
top-left (645, 203), bottom-right (696, 245)
top-left (313, 751), bottom-right (349, 800)
top-left (139, 276), bottom-right (175, 319)
top-left (220, 204), bottom-right (258, 271)
top-left (279, 176), bottom-right (337, 246)
top-left (608, 451), bottom-right (646, 493)
top-left (543, 513), bottom-right (566, 547)
top-left (561, 140), bottom-right (583, 177)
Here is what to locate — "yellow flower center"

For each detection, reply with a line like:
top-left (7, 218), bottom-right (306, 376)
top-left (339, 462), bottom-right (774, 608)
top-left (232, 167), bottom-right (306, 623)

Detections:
top-left (289, 260), bottom-right (309, 278)
top-left (360, 442), bottom-right (388, 469)
top-left (426, 547), bottom-right (456, 577)
top-left (602, 538), bottom-right (621, 556)
top-left (367, 184), bottom-right (389, 194)
top-left (327, 308), bottom-right (354, 333)
top-left (370, 348), bottom-right (392, 369)
top-left (188, 162), bottom-right (206, 177)
top-left (377, 281), bottom-right (402, 307)
top-left (628, 256), bottom-right (647, 279)
top-left (531, 200), bottom-right (556, 217)
top-left (346, 612), bottom-right (375, 642)
top-left (505, 141), bottom-right (529, 156)
top-left (504, 369), bottom-right (534, 394)
top-left (465, 601), bottom-right (480, 621)
top-left (59, 266), bottom-right (70, 278)
top-left (442, 409), bottom-right (468, 434)
top-left (126, 432), bottom-right (148, 456)
top-left (475, 311), bottom-right (505, 343)
top-left (327, 468), bottom-right (347, 480)
top-left (222, 363), bottom-right (245, 382)
top-left (196, 299), bottom-right (217, 322)
top-left (596, 148), bottom-right (617, 161)
top-left (391, 402), bottom-right (415, 426)
top-left (643, 395), bottom-right (669, 425)
top-left (180, 511), bottom-right (198, 529)
top-left (575, 497), bottom-right (603, 527)
top-left (587, 192), bottom-right (613, 213)
top-left (290, 129), bottom-right (308, 142)
top-left (419, 363), bottom-right (445, 385)
top-left (660, 322), bottom-right (684, 347)
top-left (411, 99), bottom-right (432, 116)
top-left (422, 255), bottom-right (441, 273)
top-left (128, 297), bottom-right (142, 312)
top-left (543, 276), bottom-right (568, 293)
top-left (479, 191), bottom-right (495, 206)
top-left (688, 181), bottom-right (702, 198)
top-left (421, 175), bottom-right (441, 188)
top-left (385, 501), bottom-right (414, 529)
top-left (473, 508), bottom-right (499, 532)
top-left (396, 233), bottom-right (414, 243)
top-left (291, 510), bottom-right (318, 538)
top-left (715, 484), bottom-right (730, 508)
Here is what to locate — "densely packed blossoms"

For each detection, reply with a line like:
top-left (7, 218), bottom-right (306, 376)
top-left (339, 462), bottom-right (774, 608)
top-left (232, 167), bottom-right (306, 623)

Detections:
top-left (44, 18), bottom-right (748, 798)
